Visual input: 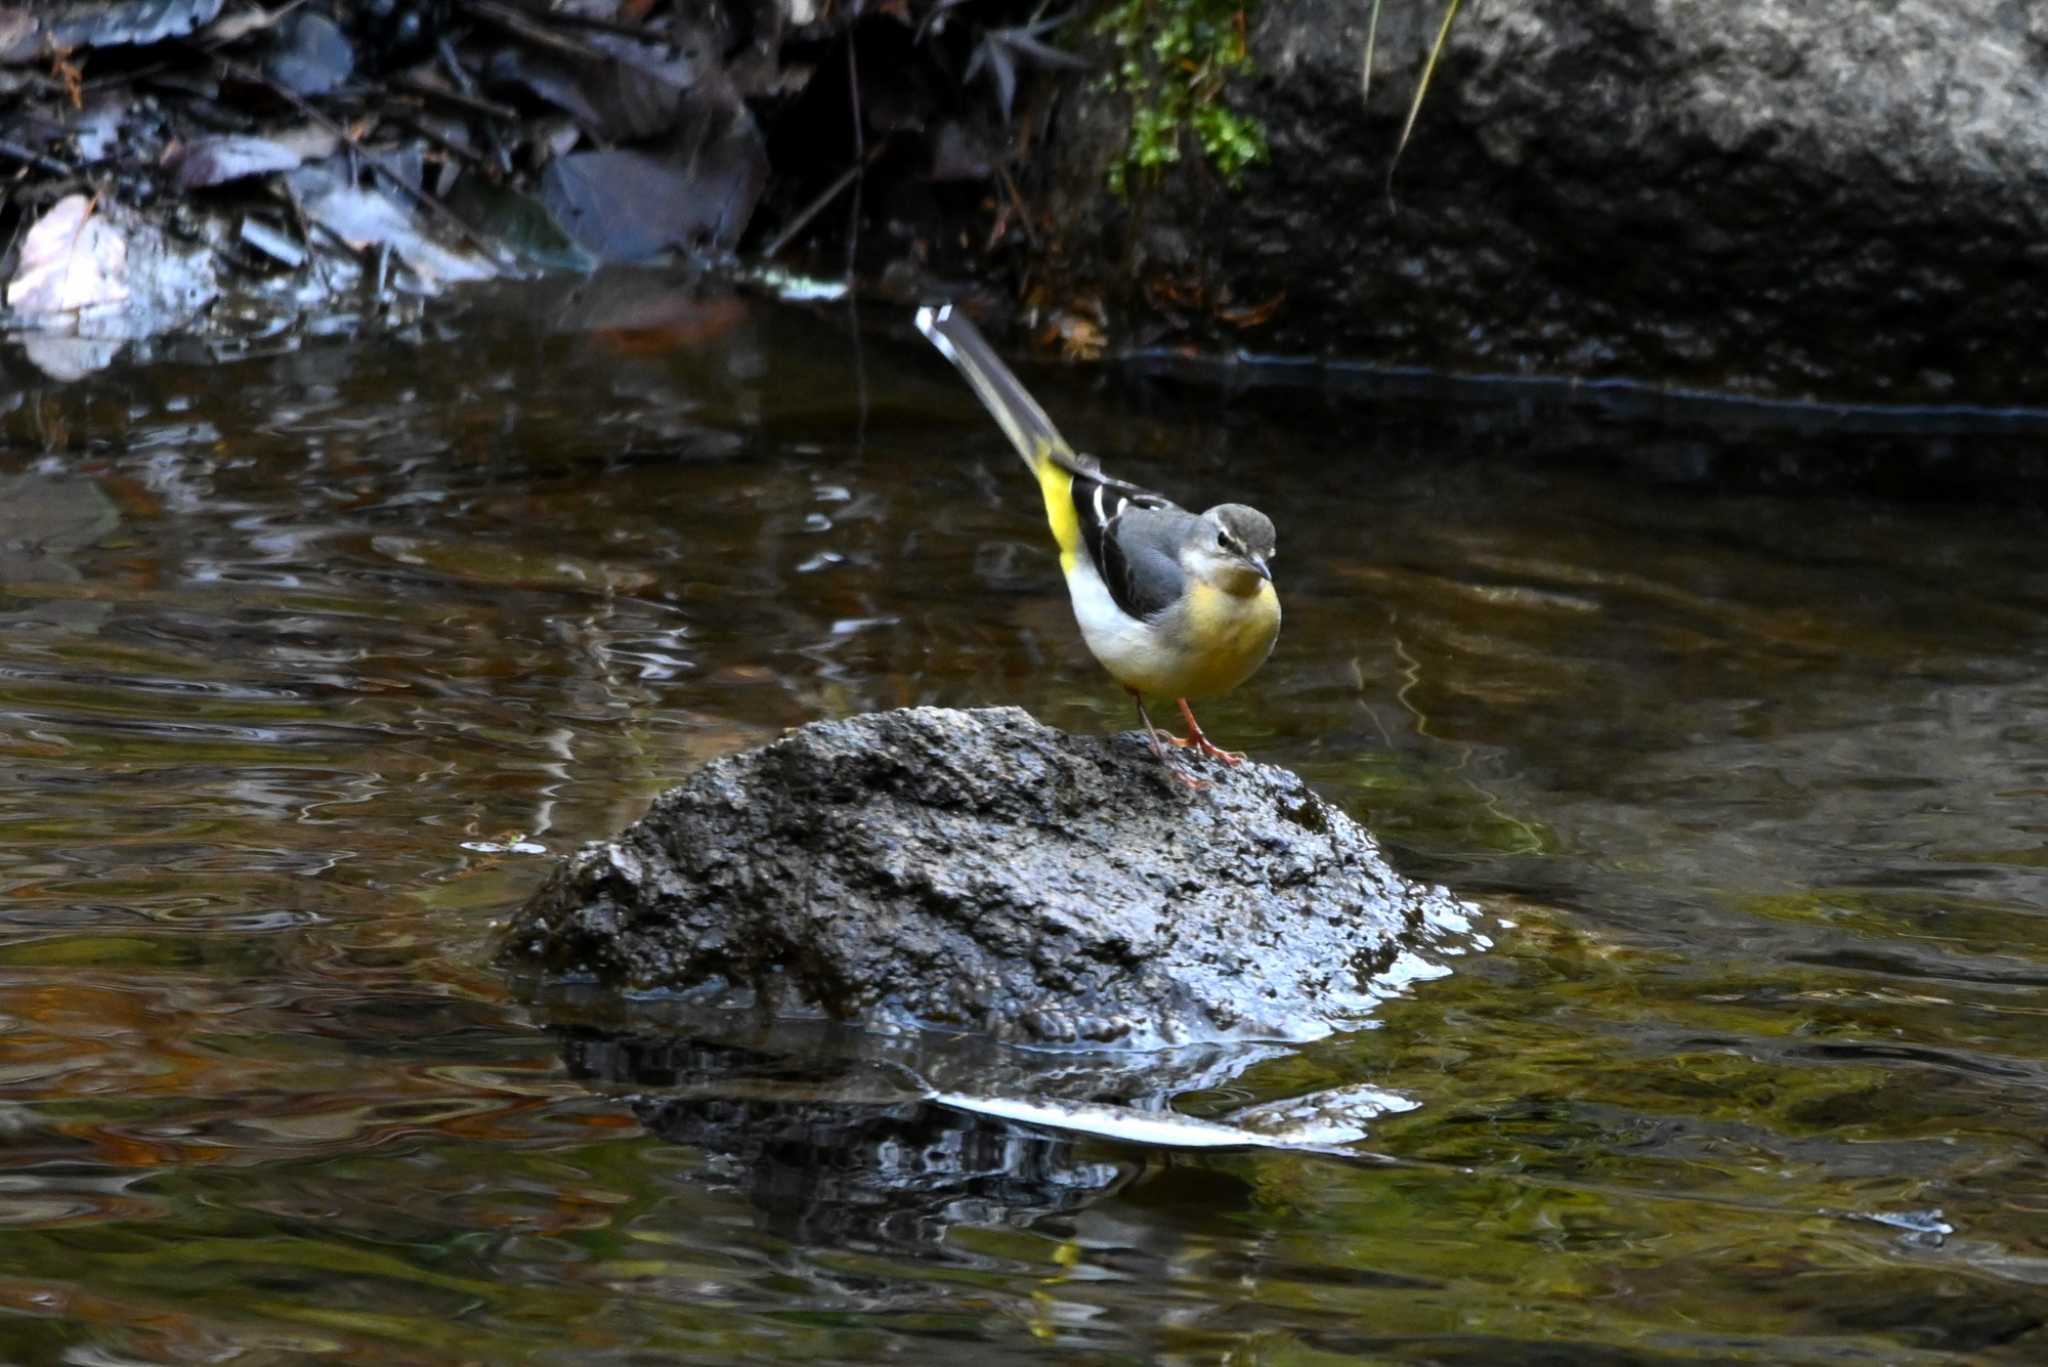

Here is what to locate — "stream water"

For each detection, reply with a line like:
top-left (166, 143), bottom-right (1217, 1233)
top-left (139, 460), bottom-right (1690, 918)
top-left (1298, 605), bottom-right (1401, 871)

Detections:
top-left (2, 277), bottom-right (2045, 1364)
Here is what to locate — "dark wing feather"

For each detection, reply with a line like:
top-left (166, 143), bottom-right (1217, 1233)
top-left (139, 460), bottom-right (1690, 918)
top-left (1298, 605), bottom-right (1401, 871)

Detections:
top-left (1070, 471), bottom-right (1188, 620)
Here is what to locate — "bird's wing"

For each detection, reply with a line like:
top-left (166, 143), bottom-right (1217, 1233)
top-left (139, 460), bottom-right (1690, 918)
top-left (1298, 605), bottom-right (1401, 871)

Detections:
top-left (1074, 476), bottom-right (1194, 621)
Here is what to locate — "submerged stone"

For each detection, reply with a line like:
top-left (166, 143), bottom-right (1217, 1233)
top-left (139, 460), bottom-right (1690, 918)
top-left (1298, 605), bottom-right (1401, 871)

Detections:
top-left (499, 706), bottom-right (1470, 1049)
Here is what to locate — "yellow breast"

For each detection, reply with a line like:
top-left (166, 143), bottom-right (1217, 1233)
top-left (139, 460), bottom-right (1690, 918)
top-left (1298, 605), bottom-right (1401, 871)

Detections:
top-left (1165, 578), bottom-right (1281, 698)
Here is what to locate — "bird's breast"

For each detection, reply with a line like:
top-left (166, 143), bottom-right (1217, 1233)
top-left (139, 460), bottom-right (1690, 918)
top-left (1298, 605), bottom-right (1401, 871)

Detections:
top-left (1165, 578), bottom-right (1281, 697)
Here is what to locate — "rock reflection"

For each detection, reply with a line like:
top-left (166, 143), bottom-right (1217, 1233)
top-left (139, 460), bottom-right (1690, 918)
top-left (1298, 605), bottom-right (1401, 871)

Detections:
top-left (638, 1094), bottom-right (1122, 1253)
top-left (559, 1028), bottom-right (1127, 1252)
top-left (0, 470), bottom-right (120, 634)
top-left (552, 1017), bottom-right (1400, 1255)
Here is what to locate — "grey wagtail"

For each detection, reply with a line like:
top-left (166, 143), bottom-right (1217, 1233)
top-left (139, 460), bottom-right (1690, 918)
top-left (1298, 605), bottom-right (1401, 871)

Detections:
top-left (915, 304), bottom-right (1280, 788)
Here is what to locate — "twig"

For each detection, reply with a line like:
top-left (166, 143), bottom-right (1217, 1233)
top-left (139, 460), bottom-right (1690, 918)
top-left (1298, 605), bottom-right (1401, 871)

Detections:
top-left (0, 138), bottom-right (75, 176)
top-left (1360, 0), bottom-right (1381, 107)
top-left (458, 0), bottom-right (630, 65)
top-left (387, 101), bottom-right (489, 172)
top-left (763, 163), bottom-right (859, 260)
top-left (436, 34), bottom-right (477, 95)
top-left (392, 72), bottom-right (523, 124)
top-left (427, 37), bottom-right (517, 179)
top-left (80, 59), bottom-right (176, 93)
top-left (844, 36), bottom-right (864, 285)
top-left (542, 6), bottom-right (680, 43)
top-left (1387, 0), bottom-right (1463, 205)
top-left (994, 163), bottom-right (1037, 250)
top-left (761, 143), bottom-right (886, 259)
top-left (845, 36), bottom-right (868, 448)
top-left (278, 180), bottom-right (332, 291)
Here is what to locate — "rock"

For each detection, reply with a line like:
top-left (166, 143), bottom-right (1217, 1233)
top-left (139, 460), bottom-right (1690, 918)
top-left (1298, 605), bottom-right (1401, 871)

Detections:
top-left (1042, 0), bottom-right (2048, 404)
top-left (499, 706), bottom-right (1470, 1049)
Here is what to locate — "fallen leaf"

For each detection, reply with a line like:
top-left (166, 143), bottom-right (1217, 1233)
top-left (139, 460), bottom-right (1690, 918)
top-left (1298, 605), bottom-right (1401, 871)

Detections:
top-left (0, 9), bottom-right (37, 63)
top-left (295, 181), bottom-right (495, 284)
top-left (264, 8), bottom-right (354, 96)
top-left (1217, 290), bottom-right (1285, 329)
top-left (443, 176), bottom-right (594, 271)
top-left (6, 194), bottom-right (130, 315)
top-left (168, 127), bottom-right (339, 188)
top-left (43, 0), bottom-right (223, 50)
top-left (539, 89), bottom-right (765, 261)
top-left (484, 46), bottom-right (689, 142)
top-left (202, 3), bottom-right (291, 43)
top-left (540, 149), bottom-right (696, 262)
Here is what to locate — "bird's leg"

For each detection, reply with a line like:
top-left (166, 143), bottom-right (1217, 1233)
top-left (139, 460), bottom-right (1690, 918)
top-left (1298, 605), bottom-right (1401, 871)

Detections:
top-left (1176, 698), bottom-right (1246, 765)
top-left (1130, 689), bottom-right (1207, 789)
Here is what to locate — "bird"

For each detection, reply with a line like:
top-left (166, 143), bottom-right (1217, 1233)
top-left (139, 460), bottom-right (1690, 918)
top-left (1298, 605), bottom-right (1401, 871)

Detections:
top-left (914, 303), bottom-right (1280, 789)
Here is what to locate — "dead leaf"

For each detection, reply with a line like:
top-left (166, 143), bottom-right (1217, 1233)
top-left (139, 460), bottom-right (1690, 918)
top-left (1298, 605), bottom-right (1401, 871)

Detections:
top-left (168, 127), bottom-right (338, 188)
top-left (295, 180), bottom-right (495, 285)
top-left (0, 8), bottom-right (37, 64)
top-left (1046, 313), bottom-right (1105, 362)
top-left (202, 2), bottom-right (297, 44)
top-left (42, 0), bottom-right (223, 50)
top-left (6, 194), bottom-right (130, 315)
top-left (443, 176), bottom-right (593, 271)
top-left (264, 8), bottom-right (353, 96)
top-left (539, 88), bottom-right (765, 261)
top-left (483, 39), bottom-right (697, 144)
top-left (1217, 290), bottom-right (1285, 329)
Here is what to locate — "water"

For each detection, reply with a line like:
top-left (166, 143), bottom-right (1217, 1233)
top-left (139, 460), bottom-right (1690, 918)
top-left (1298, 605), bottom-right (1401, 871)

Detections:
top-left (2, 276), bottom-right (2046, 1363)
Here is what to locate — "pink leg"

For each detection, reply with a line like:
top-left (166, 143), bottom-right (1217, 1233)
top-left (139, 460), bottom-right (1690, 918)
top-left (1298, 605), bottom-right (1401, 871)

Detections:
top-left (1175, 698), bottom-right (1245, 766)
top-left (1130, 690), bottom-right (1207, 789)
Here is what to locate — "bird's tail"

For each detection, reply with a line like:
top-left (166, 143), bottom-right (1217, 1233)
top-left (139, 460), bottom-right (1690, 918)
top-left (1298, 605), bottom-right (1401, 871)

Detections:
top-left (915, 305), bottom-right (1090, 477)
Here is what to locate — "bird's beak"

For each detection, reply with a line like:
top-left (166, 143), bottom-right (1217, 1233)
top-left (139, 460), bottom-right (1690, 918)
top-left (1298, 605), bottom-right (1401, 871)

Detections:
top-left (1248, 553), bottom-right (1272, 582)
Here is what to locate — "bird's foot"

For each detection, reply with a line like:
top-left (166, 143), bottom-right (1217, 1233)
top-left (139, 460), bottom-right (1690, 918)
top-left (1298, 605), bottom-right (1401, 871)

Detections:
top-left (1129, 697), bottom-right (1210, 791)
top-left (1174, 699), bottom-right (1246, 766)
top-left (1151, 729), bottom-right (1243, 764)
top-left (1140, 729), bottom-right (1209, 789)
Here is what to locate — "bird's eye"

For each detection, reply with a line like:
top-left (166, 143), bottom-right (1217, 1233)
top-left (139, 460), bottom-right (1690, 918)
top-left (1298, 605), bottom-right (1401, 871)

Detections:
top-left (1216, 531), bottom-right (1232, 550)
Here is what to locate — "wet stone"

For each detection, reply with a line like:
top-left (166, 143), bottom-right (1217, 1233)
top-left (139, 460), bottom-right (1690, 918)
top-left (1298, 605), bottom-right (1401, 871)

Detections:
top-left (499, 706), bottom-right (1467, 1048)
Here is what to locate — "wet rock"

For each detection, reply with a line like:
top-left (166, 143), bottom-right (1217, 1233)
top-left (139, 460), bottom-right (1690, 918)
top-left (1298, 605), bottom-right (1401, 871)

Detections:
top-left (500, 706), bottom-right (1466, 1049)
top-left (1043, 0), bottom-right (2048, 404)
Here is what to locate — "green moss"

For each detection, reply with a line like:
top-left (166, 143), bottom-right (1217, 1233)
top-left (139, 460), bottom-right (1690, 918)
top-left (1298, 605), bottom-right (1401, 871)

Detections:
top-left (1095, 0), bottom-right (1270, 194)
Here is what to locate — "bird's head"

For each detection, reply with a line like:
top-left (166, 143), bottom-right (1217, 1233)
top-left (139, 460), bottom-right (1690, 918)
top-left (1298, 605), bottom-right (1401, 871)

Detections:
top-left (1189, 504), bottom-right (1277, 596)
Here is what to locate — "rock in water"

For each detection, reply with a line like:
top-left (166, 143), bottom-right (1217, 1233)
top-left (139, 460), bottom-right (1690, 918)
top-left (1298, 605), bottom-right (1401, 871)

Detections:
top-left (498, 707), bottom-right (1471, 1048)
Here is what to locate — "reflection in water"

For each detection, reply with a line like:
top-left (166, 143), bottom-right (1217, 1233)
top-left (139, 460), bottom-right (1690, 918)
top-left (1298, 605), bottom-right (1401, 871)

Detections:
top-left (1, 281), bottom-right (2047, 1360)
top-left (561, 1032), bottom-right (1132, 1255)
top-left (549, 1016), bottom-right (1414, 1257)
